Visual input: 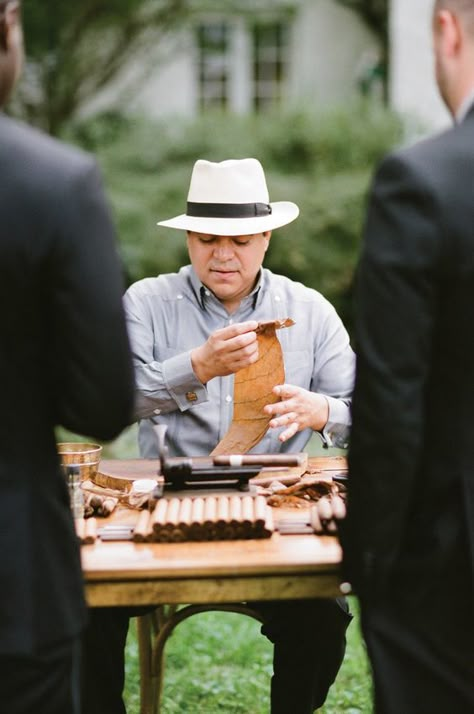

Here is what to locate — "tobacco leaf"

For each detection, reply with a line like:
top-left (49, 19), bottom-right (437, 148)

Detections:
top-left (211, 318), bottom-right (294, 456)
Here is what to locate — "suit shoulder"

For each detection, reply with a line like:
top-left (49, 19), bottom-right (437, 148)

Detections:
top-left (379, 120), bottom-right (473, 182)
top-left (0, 115), bottom-right (95, 177)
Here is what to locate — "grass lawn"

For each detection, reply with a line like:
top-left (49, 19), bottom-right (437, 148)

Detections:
top-left (124, 597), bottom-right (372, 713)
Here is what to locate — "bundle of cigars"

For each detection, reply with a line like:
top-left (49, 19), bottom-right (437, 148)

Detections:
top-left (134, 493), bottom-right (274, 542)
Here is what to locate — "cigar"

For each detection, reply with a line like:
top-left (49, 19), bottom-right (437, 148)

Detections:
top-left (253, 495), bottom-right (268, 527)
top-left (229, 495), bottom-right (242, 524)
top-left (98, 496), bottom-right (118, 517)
top-left (260, 508), bottom-right (274, 538)
top-left (84, 517), bottom-right (97, 544)
top-left (229, 496), bottom-right (246, 539)
top-left (216, 496), bottom-right (230, 525)
top-left (189, 497), bottom-right (205, 540)
top-left (178, 497), bottom-right (193, 528)
top-left (133, 510), bottom-right (152, 542)
top-left (331, 494), bottom-right (346, 521)
top-left (75, 518), bottom-right (86, 542)
top-left (164, 497), bottom-right (181, 530)
top-left (169, 527), bottom-right (186, 542)
top-left (203, 496), bottom-right (218, 540)
top-left (165, 496), bottom-right (185, 541)
top-left (213, 454), bottom-right (304, 467)
top-left (241, 495), bottom-right (254, 525)
top-left (152, 498), bottom-right (169, 533)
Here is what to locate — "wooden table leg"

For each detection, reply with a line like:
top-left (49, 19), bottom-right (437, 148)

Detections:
top-left (137, 604), bottom-right (263, 714)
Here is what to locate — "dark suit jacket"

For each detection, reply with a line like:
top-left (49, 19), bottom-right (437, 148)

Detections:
top-left (340, 107), bottom-right (474, 599)
top-left (0, 114), bottom-right (134, 654)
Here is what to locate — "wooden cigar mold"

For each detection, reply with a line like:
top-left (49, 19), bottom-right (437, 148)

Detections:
top-left (133, 494), bottom-right (274, 543)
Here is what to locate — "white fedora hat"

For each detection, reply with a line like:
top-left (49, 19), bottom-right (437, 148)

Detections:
top-left (157, 158), bottom-right (299, 236)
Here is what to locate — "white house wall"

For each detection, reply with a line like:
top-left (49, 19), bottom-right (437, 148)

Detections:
top-left (289, 0), bottom-right (380, 107)
top-left (390, 0), bottom-right (450, 133)
top-left (81, 1), bottom-right (381, 120)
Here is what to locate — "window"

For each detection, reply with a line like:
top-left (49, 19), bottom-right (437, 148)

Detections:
top-left (252, 21), bottom-right (288, 111)
top-left (196, 18), bottom-right (288, 113)
top-left (197, 22), bottom-right (229, 111)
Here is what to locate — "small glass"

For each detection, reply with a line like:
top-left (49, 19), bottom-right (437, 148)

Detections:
top-left (64, 464), bottom-right (84, 519)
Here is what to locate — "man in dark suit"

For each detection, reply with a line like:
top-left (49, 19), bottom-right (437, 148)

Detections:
top-left (0, 2), bottom-right (134, 712)
top-left (340, 1), bottom-right (474, 712)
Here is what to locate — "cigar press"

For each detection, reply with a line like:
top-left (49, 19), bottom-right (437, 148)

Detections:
top-left (154, 424), bottom-right (261, 491)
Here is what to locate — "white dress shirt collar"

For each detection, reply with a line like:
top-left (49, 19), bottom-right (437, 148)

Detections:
top-left (455, 87), bottom-right (474, 123)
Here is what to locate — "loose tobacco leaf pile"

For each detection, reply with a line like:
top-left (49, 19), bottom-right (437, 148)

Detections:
top-left (211, 318), bottom-right (294, 456)
top-left (267, 477), bottom-right (346, 509)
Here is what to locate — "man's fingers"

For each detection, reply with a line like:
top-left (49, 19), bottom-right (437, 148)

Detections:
top-left (273, 383), bottom-right (299, 399)
top-left (268, 411), bottom-right (297, 428)
top-left (230, 329), bottom-right (258, 351)
top-left (278, 421), bottom-right (299, 442)
top-left (217, 320), bottom-right (259, 339)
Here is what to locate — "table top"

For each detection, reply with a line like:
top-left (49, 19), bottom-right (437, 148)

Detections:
top-left (81, 455), bottom-right (347, 606)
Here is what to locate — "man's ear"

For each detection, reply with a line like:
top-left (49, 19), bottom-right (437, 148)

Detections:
top-left (435, 9), bottom-right (462, 58)
top-left (263, 230), bottom-right (272, 245)
top-left (0, 2), bottom-right (21, 53)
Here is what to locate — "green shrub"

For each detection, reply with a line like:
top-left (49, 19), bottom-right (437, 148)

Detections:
top-left (65, 104), bottom-right (403, 334)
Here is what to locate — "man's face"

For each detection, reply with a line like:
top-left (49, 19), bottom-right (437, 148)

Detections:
top-left (187, 231), bottom-right (271, 312)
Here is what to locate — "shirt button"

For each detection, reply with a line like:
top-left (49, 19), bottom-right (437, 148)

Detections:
top-left (228, 318), bottom-right (233, 325)
top-left (154, 409), bottom-right (161, 415)
top-left (274, 295), bottom-right (281, 302)
top-left (186, 391), bottom-right (198, 402)
top-left (225, 395), bottom-right (232, 403)
top-left (205, 290), bottom-right (211, 297)
top-left (177, 294), bottom-right (183, 300)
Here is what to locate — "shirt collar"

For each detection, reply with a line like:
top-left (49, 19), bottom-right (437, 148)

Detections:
top-left (187, 265), bottom-right (264, 310)
top-left (455, 88), bottom-right (474, 123)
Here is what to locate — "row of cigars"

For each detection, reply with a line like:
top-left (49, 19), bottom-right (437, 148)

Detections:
top-left (75, 493), bottom-right (274, 544)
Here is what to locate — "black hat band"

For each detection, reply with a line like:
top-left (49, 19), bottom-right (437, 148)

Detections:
top-left (187, 202), bottom-right (272, 218)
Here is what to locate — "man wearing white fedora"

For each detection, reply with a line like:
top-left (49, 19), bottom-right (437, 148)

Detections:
top-left (82, 158), bottom-right (355, 714)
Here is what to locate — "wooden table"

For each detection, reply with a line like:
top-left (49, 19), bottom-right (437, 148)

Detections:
top-left (80, 455), bottom-right (347, 714)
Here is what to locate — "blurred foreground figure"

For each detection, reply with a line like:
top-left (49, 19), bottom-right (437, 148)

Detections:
top-left (0, 2), bottom-right (134, 712)
top-left (341, 1), bottom-right (474, 712)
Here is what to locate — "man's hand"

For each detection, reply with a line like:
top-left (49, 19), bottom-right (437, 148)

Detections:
top-left (191, 321), bottom-right (259, 384)
top-left (264, 383), bottom-right (330, 443)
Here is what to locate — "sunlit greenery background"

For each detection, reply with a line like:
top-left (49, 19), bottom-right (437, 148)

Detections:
top-left (63, 106), bottom-right (403, 335)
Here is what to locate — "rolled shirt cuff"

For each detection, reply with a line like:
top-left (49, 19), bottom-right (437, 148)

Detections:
top-left (320, 395), bottom-right (351, 449)
top-left (162, 350), bottom-right (208, 410)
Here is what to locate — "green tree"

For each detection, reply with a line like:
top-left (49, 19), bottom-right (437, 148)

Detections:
top-left (15, 0), bottom-right (278, 135)
top-left (14, 0), bottom-right (189, 134)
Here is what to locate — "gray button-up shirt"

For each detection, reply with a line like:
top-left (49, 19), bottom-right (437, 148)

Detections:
top-left (123, 265), bottom-right (355, 458)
